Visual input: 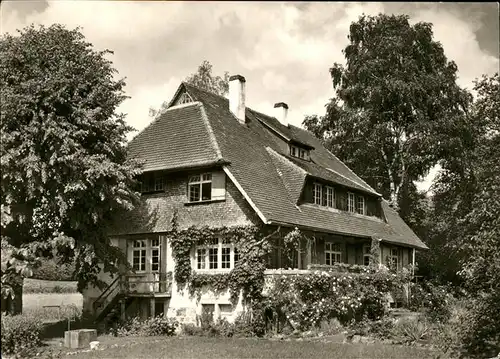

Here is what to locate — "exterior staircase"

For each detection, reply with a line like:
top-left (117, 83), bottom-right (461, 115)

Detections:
top-left (92, 272), bottom-right (172, 331)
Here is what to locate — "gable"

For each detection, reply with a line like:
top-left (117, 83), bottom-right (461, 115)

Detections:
top-left (128, 101), bottom-right (223, 172)
top-left (128, 81), bottom-right (427, 250)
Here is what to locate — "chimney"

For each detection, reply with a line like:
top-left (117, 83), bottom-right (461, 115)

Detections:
top-left (274, 102), bottom-right (289, 127)
top-left (229, 75), bottom-right (246, 123)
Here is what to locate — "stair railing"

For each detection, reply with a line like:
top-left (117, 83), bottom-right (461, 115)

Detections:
top-left (92, 275), bottom-right (122, 316)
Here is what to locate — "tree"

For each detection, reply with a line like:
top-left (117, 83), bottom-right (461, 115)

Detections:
top-left (418, 73), bottom-right (499, 286)
top-left (149, 60), bottom-right (229, 118)
top-left (456, 73), bottom-right (499, 356)
top-left (0, 24), bottom-right (141, 313)
top-left (303, 14), bottom-right (471, 213)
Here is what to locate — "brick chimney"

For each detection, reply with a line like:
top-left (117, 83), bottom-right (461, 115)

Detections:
top-left (274, 102), bottom-right (289, 127)
top-left (229, 75), bottom-right (246, 123)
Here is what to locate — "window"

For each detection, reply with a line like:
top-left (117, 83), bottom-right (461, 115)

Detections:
top-left (290, 145), bottom-right (309, 160)
top-left (140, 173), bottom-right (167, 193)
top-left (195, 238), bottom-right (238, 271)
top-left (197, 248), bottom-right (207, 269)
top-left (219, 304), bottom-right (233, 319)
top-left (313, 183), bottom-right (323, 205)
top-left (132, 240), bottom-right (146, 272)
top-left (131, 238), bottom-right (161, 272)
top-left (389, 248), bottom-right (399, 270)
top-left (325, 186), bottom-right (335, 208)
top-left (209, 248), bottom-right (218, 269)
top-left (151, 239), bottom-right (160, 272)
top-left (221, 247), bottom-right (231, 269)
top-left (363, 245), bottom-right (371, 266)
top-left (188, 173), bottom-right (212, 202)
top-left (356, 195), bottom-right (365, 215)
top-left (347, 192), bottom-right (355, 213)
top-left (154, 177), bottom-right (166, 192)
top-left (325, 242), bottom-right (343, 265)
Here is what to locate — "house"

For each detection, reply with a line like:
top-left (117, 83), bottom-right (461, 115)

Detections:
top-left (82, 75), bottom-right (428, 327)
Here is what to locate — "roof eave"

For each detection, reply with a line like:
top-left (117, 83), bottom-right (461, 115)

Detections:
top-left (139, 159), bottom-right (230, 174)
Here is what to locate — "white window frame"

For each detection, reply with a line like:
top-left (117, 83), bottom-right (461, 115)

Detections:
top-left (313, 183), bottom-right (323, 205)
top-left (325, 242), bottom-right (343, 265)
top-left (290, 145), bottom-right (309, 160)
top-left (325, 186), bottom-right (335, 208)
top-left (347, 192), bottom-right (355, 213)
top-left (188, 173), bottom-right (212, 202)
top-left (150, 238), bottom-right (160, 272)
top-left (195, 238), bottom-right (237, 271)
top-left (356, 195), bottom-right (365, 215)
top-left (131, 238), bottom-right (161, 273)
top-left (132, 240), bottom-right (147, 272)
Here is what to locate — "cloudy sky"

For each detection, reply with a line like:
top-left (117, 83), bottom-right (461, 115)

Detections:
top-left (1, 1), bottom-right (499, 190)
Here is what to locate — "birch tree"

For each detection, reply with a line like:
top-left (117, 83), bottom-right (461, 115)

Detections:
top-left (303, 14), bottom-right (471, 211)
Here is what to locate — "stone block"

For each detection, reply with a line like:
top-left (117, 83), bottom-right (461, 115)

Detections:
top-left (64, 329), bottom-right (97, 349)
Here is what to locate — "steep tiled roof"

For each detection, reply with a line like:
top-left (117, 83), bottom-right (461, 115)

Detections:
top-left (128, 102), bottom-right (224, 171)
top-left (126, 82), bottom-right (427, 249)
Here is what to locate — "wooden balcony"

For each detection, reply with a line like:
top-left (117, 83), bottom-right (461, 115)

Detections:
top-left (123, 272), bottom-right (172, 297)
top-left (92, 272), bottom-right (172, 320)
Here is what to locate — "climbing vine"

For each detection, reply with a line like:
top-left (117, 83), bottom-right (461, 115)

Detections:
top-left (370, 237), bottom-right (381, 269)
top-left (166, 211), bottom-right (279, 306)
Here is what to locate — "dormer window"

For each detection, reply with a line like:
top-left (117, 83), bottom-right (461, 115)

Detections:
top-left (347, 192), bottom-right (356, 213)
top-left (313, 183), bottom-right (322, 205)
top-left (290, 144), bottom-right (310, 160)
top-left (356, 195), bottom-right (365, 215)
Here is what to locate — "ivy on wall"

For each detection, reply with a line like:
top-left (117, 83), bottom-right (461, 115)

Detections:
top-left (165, 211), bottom-right (280, 306)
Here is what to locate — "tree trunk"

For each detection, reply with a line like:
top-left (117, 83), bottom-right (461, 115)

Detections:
top-left (1, 279), bottom-right (23, 315)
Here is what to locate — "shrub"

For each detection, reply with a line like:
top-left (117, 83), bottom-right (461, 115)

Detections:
top-left (458, 292), bottom-right (500, 358)
top-left (367, 317), bottom-right (395, 339)
top-left (391, 316), bottom-right (431, 344)
top-left (181, 323), bottom-right (205, 336)
top-left (23, 278), bottom-right (77, 294)
top-left (215, 318), bottom-right (235, 337)
top-left (233, 312), bottom-right (266, 337)
top-left (1, 313), bottom-right (43, 357)
top-left (114, 315), bottom-right (178, 337)
top-left (409, 282), bottom-right (451, 322)
top-left (318, 318), bottom-right (344, 336)
top-left (32, 259), bottom-right (75, 281)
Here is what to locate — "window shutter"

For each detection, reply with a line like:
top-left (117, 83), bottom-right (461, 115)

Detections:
top-left (211, 171), bottom-right (226, 200)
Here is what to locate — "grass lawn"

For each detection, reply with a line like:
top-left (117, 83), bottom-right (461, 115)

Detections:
top-left (63, 336), bottom-right (439, 359)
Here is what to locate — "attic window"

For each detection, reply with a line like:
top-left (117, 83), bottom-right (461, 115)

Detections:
top-left (290, 145), bottom-right (310, 160)
top-left (140, 173), bottom-right (167, 193)
top-left (177, 92), bottom-right (193, 105)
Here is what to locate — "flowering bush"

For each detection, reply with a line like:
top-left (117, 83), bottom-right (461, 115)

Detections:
top-left (264, 270), bottom-right (405, 331)
top-left (409, 282), bottom-right (451, 322)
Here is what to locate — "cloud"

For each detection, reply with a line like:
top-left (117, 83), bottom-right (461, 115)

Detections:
top-left (1, 1), bottom-right (498, 190)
